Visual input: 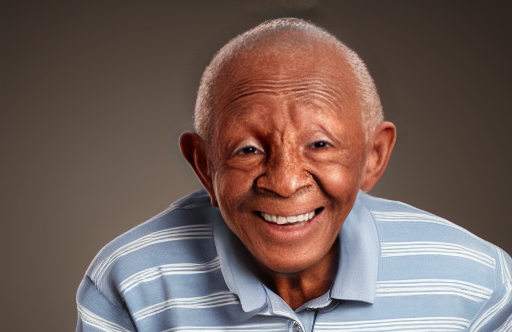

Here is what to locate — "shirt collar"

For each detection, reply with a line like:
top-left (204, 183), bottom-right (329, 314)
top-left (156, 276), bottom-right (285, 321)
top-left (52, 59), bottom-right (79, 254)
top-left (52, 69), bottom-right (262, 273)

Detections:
top-left (211, 191), bottom-right (379, 312)
top-left (330, 191), bottom-right (379, 304)
top-left (211, 210), bottom-right (268, 312)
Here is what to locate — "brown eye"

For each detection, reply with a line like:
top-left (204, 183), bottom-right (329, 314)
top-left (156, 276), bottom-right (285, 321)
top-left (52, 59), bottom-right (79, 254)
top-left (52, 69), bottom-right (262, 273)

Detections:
top-left (312, 141), bottom-right (328, 148)
top-left (238, 146), bottom-right (259, 154)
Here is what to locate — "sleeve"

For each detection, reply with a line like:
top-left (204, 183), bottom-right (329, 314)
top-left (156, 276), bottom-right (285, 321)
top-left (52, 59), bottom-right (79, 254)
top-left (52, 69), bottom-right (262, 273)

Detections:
top-left (76, 276), bottom-right (137, 332)
top-left (469, 247), bottom-right (512, 332)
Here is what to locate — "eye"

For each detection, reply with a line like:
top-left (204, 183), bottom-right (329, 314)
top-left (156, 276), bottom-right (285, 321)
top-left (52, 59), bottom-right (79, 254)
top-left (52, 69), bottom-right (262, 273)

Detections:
top-left (237, 146), bottom-right (260, 155)
top-left (311, 141), bottom-right (329, 149)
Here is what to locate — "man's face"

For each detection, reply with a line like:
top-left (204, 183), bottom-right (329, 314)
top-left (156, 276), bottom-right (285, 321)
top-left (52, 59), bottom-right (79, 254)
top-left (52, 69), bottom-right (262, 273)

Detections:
top-left (208, 39), bottom-right (368, 274)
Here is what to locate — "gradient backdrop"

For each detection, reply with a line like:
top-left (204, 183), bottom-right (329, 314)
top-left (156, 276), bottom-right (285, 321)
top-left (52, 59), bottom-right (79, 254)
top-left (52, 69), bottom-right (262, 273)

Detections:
top-left (1, 1), bottom-right (510, 330)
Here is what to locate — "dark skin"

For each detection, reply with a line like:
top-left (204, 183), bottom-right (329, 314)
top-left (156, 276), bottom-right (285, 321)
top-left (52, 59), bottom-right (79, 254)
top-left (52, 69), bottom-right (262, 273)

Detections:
top-left (180, 32), bottom-right (396, 310)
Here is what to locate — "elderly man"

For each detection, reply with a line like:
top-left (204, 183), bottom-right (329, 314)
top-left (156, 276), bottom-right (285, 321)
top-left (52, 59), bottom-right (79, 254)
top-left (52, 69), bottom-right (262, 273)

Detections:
top-left (76, 18), bottom-right (512, 332)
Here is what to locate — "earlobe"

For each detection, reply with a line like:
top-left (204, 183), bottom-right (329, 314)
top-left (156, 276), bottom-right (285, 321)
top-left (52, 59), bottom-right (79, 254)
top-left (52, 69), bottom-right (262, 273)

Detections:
top-left (360, 122), bottom-right (396, 192)
top-left (179, 132), bottom-right (218, 206)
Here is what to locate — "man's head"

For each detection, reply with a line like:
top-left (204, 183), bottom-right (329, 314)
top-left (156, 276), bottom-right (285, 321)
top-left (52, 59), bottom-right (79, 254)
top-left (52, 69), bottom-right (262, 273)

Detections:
top-left (195, 18), bottom-right (384, 147)
top-left (180, 18), bottom-right (396, 276)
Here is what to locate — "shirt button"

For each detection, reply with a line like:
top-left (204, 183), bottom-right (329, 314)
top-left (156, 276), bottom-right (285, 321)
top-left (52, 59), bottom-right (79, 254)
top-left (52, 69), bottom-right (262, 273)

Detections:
top-left (292, 321), bottom-right (302, 332)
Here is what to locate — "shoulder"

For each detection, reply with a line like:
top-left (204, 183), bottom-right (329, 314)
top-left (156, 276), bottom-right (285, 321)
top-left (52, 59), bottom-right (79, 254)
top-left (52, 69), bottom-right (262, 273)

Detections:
top-left (82, 189), bottom-right (218, 303)
top-left (358, 192), bottom-right (512, 325)
top-left (359, 192), bottom-right (497, 259)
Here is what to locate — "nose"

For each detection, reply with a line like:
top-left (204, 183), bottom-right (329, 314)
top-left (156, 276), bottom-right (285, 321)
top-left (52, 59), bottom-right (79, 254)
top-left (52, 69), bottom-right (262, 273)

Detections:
top-left (255, 146), bottom-right (311, 197)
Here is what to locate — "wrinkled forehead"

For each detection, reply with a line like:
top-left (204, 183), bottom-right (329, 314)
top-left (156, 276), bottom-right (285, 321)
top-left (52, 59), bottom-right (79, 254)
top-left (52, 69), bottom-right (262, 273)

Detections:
top-left (211, 30), bottom-right (362, 128)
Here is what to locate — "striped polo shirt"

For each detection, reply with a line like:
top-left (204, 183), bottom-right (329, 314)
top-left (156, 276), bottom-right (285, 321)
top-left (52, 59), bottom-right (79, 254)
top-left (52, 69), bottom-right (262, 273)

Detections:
top-left (76, 190), bottom-right (512, 332)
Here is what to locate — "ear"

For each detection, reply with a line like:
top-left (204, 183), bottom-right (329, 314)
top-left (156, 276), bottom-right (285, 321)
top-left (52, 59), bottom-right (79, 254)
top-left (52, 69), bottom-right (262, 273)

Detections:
top-left (179, 132), bottom-right (218, 207)
top-left (360, 122), bottom-right (396, 192)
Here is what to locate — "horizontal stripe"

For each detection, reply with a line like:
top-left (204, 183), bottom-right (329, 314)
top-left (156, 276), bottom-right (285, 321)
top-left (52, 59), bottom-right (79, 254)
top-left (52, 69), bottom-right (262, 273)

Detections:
top-left (90, 225), bottom-right (212, 287)
top-left (315, 317), bottom-right (470, 331)
top-left (77, 304), bottom-right (133, 332)
top-left (133, 291), bottom-right (239, 321)
top-left (372, 211), bottom-right (474, 235)
top-left (161, 322), bottom-right (287, 332)
top-left (119, 256), bottom-right (221, 294)
top-left (373, 211), bottom-right (452, 224)
top-left (381, 241), bottom-right (496, 269)
top-left (376, 279), bottom-right (492, 302)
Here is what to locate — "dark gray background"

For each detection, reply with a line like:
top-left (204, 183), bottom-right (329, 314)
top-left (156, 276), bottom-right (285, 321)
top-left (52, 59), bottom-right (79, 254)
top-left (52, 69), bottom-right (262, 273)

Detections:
top-left (1, 1), bottom-right (510, 330)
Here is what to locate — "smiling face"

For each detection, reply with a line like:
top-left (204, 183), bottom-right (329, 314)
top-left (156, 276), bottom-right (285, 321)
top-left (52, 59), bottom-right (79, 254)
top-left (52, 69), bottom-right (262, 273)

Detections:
top-left (203, 36), bottom-right (369, 274)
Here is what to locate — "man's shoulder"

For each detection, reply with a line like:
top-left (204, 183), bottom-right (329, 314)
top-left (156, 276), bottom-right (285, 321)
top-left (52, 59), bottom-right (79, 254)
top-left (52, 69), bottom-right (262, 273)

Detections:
top-left (359, 192), bottom-right (503, 292)
top-left (356, 193), bottom-right (512, 327)
top-left (82, 189), bottom-right (218, 299)
top-left (360, 192), bottom-right (497, 257)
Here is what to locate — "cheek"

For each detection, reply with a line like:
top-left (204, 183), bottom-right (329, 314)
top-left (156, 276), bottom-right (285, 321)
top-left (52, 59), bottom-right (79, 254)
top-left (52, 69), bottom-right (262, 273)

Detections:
top-left (312, 154), bottom-right (366, 198)
top-left (213, 167), bottom-right (254, 216)
top-left (213, 168), bottom-right (260, 245)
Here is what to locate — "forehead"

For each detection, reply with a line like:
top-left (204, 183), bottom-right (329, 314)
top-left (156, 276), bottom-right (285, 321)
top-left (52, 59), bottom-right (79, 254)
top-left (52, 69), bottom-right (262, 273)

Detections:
top-left (212, 32), bottom-right (361, 124)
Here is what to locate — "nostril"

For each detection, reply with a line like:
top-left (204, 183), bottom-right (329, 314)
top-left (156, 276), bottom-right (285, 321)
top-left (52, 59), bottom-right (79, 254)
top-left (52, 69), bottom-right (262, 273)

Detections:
top-left (255, 167), bottom-right (312, 198)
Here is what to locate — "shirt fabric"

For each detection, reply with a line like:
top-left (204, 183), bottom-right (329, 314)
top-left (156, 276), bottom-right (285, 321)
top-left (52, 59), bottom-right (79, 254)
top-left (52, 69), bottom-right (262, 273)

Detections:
top-left (76, 190), bottom-right (512, 332)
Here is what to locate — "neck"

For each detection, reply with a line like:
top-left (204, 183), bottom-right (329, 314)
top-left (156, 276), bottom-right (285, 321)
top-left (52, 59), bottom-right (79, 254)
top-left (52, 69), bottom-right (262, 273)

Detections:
top-left (256, 239), bottom-right (339, 310)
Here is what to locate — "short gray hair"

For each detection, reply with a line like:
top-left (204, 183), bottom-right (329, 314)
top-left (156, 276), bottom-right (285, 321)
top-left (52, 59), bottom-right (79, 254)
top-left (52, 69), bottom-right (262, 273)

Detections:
top-left (194, 18), bottom-right (383, 144)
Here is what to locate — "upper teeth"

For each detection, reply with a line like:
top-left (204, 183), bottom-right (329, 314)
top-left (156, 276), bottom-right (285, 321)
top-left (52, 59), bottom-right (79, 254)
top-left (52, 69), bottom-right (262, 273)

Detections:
top-left (261, 211), bottom-right (316, 225)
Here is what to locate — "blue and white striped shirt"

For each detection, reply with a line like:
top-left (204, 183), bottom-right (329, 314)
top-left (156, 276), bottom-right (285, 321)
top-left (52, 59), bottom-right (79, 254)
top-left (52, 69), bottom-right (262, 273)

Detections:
top-left (76, 190), bottom-right (512, 331)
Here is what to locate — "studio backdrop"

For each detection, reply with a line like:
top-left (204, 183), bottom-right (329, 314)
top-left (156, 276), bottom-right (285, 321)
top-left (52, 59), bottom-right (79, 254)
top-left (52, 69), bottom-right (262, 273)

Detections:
top-left (1, 1), bottom-right (510, 331)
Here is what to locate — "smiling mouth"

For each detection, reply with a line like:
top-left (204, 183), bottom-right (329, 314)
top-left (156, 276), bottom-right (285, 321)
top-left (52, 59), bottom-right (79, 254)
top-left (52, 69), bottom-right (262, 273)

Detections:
top-left (257, 208), bottom-right (324, 225)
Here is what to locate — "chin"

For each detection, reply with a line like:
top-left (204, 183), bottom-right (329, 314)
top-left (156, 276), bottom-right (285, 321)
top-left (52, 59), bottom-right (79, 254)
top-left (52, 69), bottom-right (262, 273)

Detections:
top-left (256, 254), bottom-right (321, 275)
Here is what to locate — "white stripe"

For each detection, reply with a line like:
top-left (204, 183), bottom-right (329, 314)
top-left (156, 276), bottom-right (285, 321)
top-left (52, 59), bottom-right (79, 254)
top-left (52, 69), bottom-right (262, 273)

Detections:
top-left (315, 317), bottom-right (470, 331)
top-left (372, 211), bottom-right (452, 224)
top-left (133, 291), bottom-right (239, 321)
top-left (470, 249), bottom-right (512, 331)
top-left (376, 279), bottom-right (492, 302)
top-left (77, 304), bottom-right (133, 332)
top-left (90, 225), bottom-right (212, 288)
top-left (161, 322), bottom-right (287, 332)
top-left (372, 211), bottom-right (478, 238)
top-left (119, 256), bottom-right (221, 294)
top-left (381, 242), bottom-right (496, 269)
